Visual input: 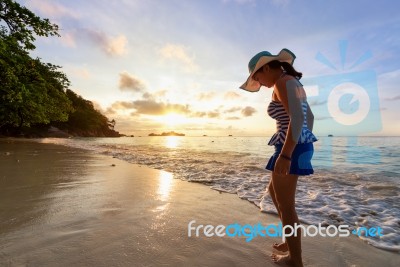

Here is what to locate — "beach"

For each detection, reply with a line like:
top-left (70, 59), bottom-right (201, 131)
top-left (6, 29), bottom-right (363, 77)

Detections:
top-left (0, 139), bottom-right (399, 267)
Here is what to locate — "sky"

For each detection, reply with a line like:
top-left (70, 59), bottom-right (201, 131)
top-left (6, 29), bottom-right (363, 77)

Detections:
top-left (21, 0), bottom-right (400, 136)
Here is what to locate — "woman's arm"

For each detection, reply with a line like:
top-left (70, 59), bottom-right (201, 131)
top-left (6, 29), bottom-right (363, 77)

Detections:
top-left (275, 78), bottom-right (305, 158)
top-left (306, 103), bottom-right (314, 131)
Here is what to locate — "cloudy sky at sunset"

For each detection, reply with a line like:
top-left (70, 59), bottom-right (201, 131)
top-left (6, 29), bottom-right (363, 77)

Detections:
top-left (23, 0), bottom-right (400, 136)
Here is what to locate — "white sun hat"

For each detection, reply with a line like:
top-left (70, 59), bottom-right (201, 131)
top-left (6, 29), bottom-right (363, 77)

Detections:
top-left (240, 48), bottom-right (296, 92)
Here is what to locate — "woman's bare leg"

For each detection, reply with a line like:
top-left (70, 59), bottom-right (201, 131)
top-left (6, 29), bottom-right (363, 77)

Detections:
top-left (270, 172), bottom-right (303, 267)
top-left (268, 180), bottom-right (288, 252)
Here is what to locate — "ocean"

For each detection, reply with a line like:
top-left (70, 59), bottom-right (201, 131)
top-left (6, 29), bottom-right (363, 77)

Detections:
top-left (39, 136), bottom-right (400, 252)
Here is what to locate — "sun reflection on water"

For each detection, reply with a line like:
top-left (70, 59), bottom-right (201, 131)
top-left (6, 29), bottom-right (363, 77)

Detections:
top-left (157, 171), bottom-right (174, 201)
top-left (165, 136), bottom-right (181, 148)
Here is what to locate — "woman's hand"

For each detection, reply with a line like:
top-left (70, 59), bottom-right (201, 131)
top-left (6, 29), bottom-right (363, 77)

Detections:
top-left (274, 156), bottom-right (291, 175)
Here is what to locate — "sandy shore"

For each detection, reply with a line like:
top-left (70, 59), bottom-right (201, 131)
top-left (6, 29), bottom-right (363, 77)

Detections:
top-left (0, 139), bottom-right (399, 267)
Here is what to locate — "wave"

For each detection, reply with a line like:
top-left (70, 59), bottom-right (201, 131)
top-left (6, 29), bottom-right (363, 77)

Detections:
top-left (39, 137), bottom-right (400, 252)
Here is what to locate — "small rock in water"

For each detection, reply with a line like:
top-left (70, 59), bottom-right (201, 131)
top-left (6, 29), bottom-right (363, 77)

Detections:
top-left (5, 152), bottom-right (11, 156)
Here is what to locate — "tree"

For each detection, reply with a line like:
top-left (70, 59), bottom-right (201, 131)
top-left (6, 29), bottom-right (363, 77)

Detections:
top-left (0, 0), bottom-right (59, 50)
top-left (108, 119), bottom-right (116, 130)
top-left (0, 27), bottom-right (73, 129)
top-left (54, 90), bottom-right (120, 137)
top-left (0, 0), bottom-right (121, 137)
top-left (0, 0), bottom-right (72, 131)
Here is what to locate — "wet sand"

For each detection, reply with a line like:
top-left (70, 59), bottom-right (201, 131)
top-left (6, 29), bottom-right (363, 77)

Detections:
top-left (0, 139), bottom-right (399, 266)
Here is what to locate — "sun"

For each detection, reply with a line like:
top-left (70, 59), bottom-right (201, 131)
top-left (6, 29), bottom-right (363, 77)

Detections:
top-left (162, 113), bottom-right (187, 127)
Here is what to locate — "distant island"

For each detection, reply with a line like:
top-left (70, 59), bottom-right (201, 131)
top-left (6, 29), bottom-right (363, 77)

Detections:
top-left (148, 131), bottom-right (185, 136)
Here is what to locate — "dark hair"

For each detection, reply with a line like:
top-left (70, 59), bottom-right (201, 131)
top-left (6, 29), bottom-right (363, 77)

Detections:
top-left (267, 60), bottom-right (303, 80)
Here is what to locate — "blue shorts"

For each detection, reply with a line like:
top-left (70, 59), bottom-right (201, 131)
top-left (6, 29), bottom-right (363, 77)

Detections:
top-left (265, 143), bottom-right (314, 175)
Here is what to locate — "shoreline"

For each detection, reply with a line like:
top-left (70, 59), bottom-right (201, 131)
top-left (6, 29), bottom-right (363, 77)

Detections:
top-left (1, 139), bottom-right (399, 266)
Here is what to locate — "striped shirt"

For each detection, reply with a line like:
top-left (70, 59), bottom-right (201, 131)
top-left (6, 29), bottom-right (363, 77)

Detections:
top-left (267, 100), bottom-right (318, 146)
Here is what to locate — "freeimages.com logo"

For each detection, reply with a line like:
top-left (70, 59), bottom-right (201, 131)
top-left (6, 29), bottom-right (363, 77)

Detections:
top-left (302, 40), bottom-right (382, 166)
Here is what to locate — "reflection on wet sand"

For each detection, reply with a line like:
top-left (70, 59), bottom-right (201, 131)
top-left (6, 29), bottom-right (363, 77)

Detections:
top-left (0, 140), bottom-right (182, 266)
top-left (2, 139), bottom-right (399, 267)
top-left (157, 171), bottom-right (174, 202)
top-left (0, 141), bottom-right (112, 266)
top-left (0, 141), bottom-right (98, 233)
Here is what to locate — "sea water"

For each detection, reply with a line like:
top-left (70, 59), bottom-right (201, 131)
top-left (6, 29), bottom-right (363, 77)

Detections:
top-left (39, 136), bottom-right (400, 252)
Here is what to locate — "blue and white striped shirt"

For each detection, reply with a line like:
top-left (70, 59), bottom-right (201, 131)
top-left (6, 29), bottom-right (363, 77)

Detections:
top-left (267, 100), bottom-right (318, 146)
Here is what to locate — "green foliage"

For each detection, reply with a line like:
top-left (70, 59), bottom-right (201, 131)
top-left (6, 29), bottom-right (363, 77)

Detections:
top-left (0, 27), bottom-right (72, 129)
top-left (62, 90), bottom-right (110, 132)
top-left (0, 0), bottom-right (120, 137)
top-left (0, 0), bottom-right (59, 50)
top-left (51, 89), bottom-right (119, 137)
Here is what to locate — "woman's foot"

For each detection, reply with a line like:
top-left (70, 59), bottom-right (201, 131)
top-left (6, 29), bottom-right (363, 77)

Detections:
top-left (272, 242), bottom-right (288, 252)
top-left (270, 253), bottom-right (294, 266)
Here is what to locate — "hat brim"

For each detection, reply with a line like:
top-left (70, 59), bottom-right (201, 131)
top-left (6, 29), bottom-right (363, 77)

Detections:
top-left (239, 48), bottom-right (296, 92)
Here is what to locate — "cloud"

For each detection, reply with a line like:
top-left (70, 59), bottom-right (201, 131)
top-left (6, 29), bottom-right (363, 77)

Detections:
top-left (79, 29), bottom-right (128, 56)
top-left (224, 91), bottom-right (242, 100)
top-left (159, 43), bottom-right (198, 72)
top-left (105, 101), bottom-right (136, 115)
top-left (67, 67), bottom-right (91, 79)
top-left (241, 106), bottom-right (257, 117)
top-left (191, 111), bottom-right (207, 118)
top-left (91, 101), bottom-right (105, 112)
top-left (28, 0), bottom-right (78, 19)
top-left (190, 111), bottom-right (222, 118)
top-left (224, 107), bottom-right (242, 113)
top-left (153, 90), bottom-right (168, 98)
top-left (226, 116), bottom-right (241, 120)
top-left (106, 35), bottom-right (128, 56)
top-left (60, 32), bottom-right (76, 48)
top-left (197, 92), bottom-right (217, 101)
top-left (384, 95), bottom-right (400, 101)
top-left (106, 96), bottom-right (254, 121)
top-left (131, 99), bottom-right (191, 115)
top-left (207, 111), bottom-right (220, 118)
top-left (119, 72), bottom-right (146, 92)
top-left (111, 101), bottom-right (136, 109)
top-left (121, 97), bottom-right (225, 119)
top-left (142, 90), bottom-right (168, 100)
top-left (142, 92), bottom-right (153, 100)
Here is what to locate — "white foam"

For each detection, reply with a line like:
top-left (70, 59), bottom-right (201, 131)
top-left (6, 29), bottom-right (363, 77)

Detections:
top-left (38, 137), bottom-right (400, 252)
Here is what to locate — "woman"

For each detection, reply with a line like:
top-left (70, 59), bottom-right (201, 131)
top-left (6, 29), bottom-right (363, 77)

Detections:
top-left (240, 49), bottom-right (317, 267)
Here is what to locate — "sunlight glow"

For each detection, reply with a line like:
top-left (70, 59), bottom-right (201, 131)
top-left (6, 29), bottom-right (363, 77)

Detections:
top-left (165, 136), bottom-right (181, 148)
top-left (157, 171), bottom-right (174, 201)
top-left (163, 113), bottom-right (188, 126)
